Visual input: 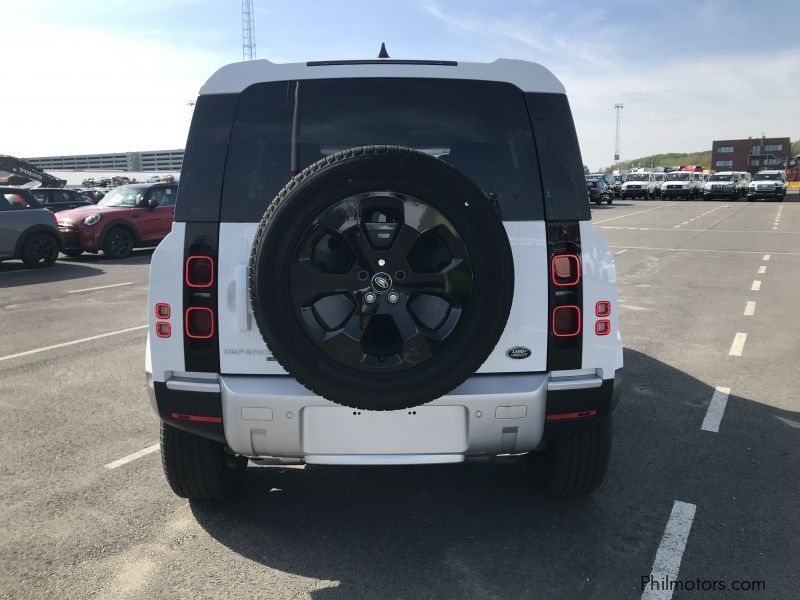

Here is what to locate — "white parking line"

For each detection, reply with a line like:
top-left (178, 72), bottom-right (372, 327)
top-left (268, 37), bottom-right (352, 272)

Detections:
top-left (729, 332), bottom-right (747, 357)
top-left (104, 443), bottom-right (159, 469)
top-left (744, 301), bottom-right (756, 316)
top-left (751, 280), bottom-right (761, 291)
top-left (757, 265), bottom-right (766, 274)
top-left (68, 282), bottom-right (132, 294)
top-left (0, 325), bottom-right (147, 362)
top-left (615, 249), bottom-right (628, 255)
top-left (593, 204), bottom-right (675, 224)
top-left (609, 246), bottom-right (800, 256)
top-left (701, 386), bottom-right (731, 433)
top-left (763, 254), bottom-right (770, 261)
top-left (641, 500), bottom-right (697, 600)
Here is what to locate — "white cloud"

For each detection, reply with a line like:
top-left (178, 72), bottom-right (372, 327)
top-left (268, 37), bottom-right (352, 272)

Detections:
top-left (0, 23), bottom-right (228, 157)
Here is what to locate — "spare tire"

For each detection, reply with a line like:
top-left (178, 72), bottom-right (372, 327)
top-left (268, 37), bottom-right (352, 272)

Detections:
top-left (249, 146), bottom-right (514, 411)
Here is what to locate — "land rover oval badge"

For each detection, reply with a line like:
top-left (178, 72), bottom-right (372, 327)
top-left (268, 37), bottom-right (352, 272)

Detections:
top-left (507, 346), bottom-right (531, 359)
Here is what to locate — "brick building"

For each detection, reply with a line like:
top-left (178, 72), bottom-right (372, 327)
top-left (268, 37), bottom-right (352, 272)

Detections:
top-left (711, 136), bottom-right (790, 173)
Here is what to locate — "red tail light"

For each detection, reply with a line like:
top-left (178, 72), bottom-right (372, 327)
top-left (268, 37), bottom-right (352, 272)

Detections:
top-left (595, 301), bottom-right (610, 317)
top-left (185, 307), bottom-right (214, 339)
top-left (552, 305), bottom-right (581, 337)
top-left (155, 303), bottom-right (171, 319)
top-left (185, 256), bottom-right (214, 288)
top-left (595, 319), bottom-right (610, 335)
top-left (551, 254), bottom-right (580, 286)
top-left (590, 187), bottom-right (598, 193)
top-left (156, 322), bottom-right (171, 338)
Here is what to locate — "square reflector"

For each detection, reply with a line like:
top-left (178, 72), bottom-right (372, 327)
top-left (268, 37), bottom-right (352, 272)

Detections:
top-left (185, 307), bottom-right (214, 339)
top-left (552, 305), bottom-right (581, 337)
top-left (596, 301), bottom-right (610, 317)
top-left (185, 256), bottom-right (214, 288)
top-left (595, 319), bottom-right (610, 335)
top-left (551, 254), bottom-right (580, 286)
top-left (155, 303), bottom-right (170, 319)
top-left (156, 322), bottom-right (171, 338)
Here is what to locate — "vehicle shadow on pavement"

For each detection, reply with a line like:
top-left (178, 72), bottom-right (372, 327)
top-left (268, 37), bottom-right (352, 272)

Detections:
top-left (189, 348), bottom-right (799, 600)
top-left (60, 248), bottom-right (154, 265)
top-left (0, 260), bottom-right (106, 287)
top-left (590, 202), bottom-right (635, 210)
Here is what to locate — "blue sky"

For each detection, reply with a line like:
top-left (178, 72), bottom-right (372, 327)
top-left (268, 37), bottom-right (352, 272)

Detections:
top-left (3, 0), bottom-right (798, 169)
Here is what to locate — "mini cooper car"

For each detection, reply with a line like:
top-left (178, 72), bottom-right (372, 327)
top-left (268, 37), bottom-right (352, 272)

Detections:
top-left (0, 187), bottom-right (63, 267)
top-left (57, 183), bottom-right (177, 258)
top-left (146, 56), bottom-right (623, 501)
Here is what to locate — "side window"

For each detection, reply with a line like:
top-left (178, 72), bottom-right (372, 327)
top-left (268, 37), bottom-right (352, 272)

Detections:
top-left (160, 187), bottom-right (177, 207)
top-left (2, 193), bottom-right (31, 209)
top-left (147, 188), bottom-right (165, 206)
top-left (31, 190), bottom-right (49, 204)
top-left (54, 190), bottom-right (72, 203)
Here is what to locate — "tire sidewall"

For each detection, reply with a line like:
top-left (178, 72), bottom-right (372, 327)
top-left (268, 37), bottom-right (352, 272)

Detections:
top-left (251, 148), bottom-right (515, 410)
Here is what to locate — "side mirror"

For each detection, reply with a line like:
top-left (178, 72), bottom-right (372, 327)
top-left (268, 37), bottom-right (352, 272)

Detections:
top-left (147, 198), bottom-right (159, 209)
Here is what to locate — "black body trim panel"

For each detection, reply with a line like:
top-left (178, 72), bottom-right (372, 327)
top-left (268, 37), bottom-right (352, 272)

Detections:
top-left (153, 382), bottom-right (225, 444)
top-left (545, 221), bottom-right (583, 371)
top-left (543, 368), bottom-right (622, 440)
top-left (182, 222), bottom-right (220, 373)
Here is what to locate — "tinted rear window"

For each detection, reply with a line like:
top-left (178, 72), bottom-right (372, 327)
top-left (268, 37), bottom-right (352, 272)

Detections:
top-left (220, 78), bottom-right (544, 222)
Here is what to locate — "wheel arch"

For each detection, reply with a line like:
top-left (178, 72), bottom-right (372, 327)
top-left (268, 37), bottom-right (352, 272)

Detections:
top-left (14, 225), bottom-right (63, 258)
top-left (98, 220), bottom-right (141, 248)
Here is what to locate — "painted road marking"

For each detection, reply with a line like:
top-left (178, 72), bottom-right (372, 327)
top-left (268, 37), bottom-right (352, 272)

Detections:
top-left (751, 280), bottom-right (761, 291)
top-left (104, 443), bottom-right (159, 469)
top-left (598, 226), bottom-right (799, 234)
top-left (744, 301), bottom-right (756, 316)
top-left (701, 386), bottom-right (731, 433)
top-left (641, 500), bottom-right (697, 600)
top-left (593, 204), bottom-right (675, 224)
top-left (0, 325), bottom-right (147, 362)
top-left (615, 249), bottom-right (628, 255)
top-left (763, 254), bottom-right (770, 261)
top-left (609, 246), bottom-right (800, 256)
top-left (757, 265), bottom-right (766, 274)
top-left (68, 282), bottom-right (132, 294)
top-left (729, 332), bottom-right (747, 357)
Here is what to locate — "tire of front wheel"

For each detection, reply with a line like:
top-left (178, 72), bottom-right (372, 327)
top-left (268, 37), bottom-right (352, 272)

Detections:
top-left (527, 416), bottom-right (612, 496)
top-left (160, 423), bottom-right (247, 501)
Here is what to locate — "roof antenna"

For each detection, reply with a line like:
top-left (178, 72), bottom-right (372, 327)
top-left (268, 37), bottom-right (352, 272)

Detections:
top-left (378, 42), bottom-right (389, 59)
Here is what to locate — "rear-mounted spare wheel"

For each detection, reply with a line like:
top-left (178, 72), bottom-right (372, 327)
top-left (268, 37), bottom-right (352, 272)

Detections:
top-left (249, 146), bottom-right (514, 411)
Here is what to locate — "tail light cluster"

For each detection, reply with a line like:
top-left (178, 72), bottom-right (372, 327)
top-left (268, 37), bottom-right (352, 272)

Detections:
top-left (550, 253), bottom-right (581, 337)
top-left (184, 255), bottom-right (215, 338)
top-left (595, 300), bottom-right (611, 336)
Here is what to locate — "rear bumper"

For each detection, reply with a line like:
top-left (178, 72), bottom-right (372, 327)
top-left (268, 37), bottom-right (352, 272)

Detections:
top-left (148, 369), bottom-right (623, 463)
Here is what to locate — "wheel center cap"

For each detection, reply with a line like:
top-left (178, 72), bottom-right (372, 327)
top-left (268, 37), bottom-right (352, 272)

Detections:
top-left (370, 271), bottom-right (393, 293)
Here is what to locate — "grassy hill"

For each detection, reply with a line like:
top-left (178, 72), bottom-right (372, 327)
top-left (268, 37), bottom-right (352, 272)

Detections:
top-left (603, 150), bottom-right (712, 172)
top-left (604, 139), bottom-right (798, 172)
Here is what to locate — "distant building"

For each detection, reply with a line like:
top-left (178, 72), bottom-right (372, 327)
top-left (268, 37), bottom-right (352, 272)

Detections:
top-left (23, 149), bottom-right (184, 172)
top-left (711, 137), bottom-right (791, 173)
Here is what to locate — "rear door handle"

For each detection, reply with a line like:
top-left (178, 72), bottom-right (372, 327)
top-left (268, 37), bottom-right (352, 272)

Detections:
top-left (236, 264), bottom-right (252, 331)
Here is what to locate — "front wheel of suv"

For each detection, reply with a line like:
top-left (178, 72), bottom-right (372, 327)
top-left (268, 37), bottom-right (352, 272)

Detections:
top-left (160, 423), bottom-right (247, 501)
top-left (527, 416), bottom-right (612, 496)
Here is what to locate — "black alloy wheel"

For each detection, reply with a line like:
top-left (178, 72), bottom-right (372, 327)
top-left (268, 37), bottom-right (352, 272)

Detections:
top-left (22, 233), bottom-right (59, 267)
top-left (291, 191), bottom-right (473, 372)
top-left (249, 146), bottom-right (515, 411)
top-left (103, 227), bottom-right (134, 258)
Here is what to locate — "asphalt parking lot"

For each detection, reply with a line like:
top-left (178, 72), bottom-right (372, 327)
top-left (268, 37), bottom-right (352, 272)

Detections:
top-left (2, 198), bottom-right (799, 600)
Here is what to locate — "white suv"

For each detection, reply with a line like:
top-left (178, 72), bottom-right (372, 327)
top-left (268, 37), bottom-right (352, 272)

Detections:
top-left (146, 57), bottom-right (623, 500)
top-left (620, 172), bottom-right (657, 199)
top-left (748, 170), bottom-right (786, 201)
top-left (661, 171), bottom-right (702, 200)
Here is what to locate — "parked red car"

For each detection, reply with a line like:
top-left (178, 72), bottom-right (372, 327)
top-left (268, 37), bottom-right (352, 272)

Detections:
top-left (56, 183), bottom-right (177, 258)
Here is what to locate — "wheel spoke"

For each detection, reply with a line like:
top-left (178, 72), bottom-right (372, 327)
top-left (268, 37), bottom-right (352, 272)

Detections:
top-left (381, 300), bottom-right (436, 365)
top-left (387, 225), bottom-right (421, 259)
top-left (315, 312), bottom-right (369, 367)
top-left (291, 260), bottom-right (359, 306)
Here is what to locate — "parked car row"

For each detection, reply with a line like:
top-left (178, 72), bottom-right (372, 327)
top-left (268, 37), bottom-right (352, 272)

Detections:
top-left (0, 182), bottom-right (177, 268)
top-left (608, 169), bottom-right (787, 202)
